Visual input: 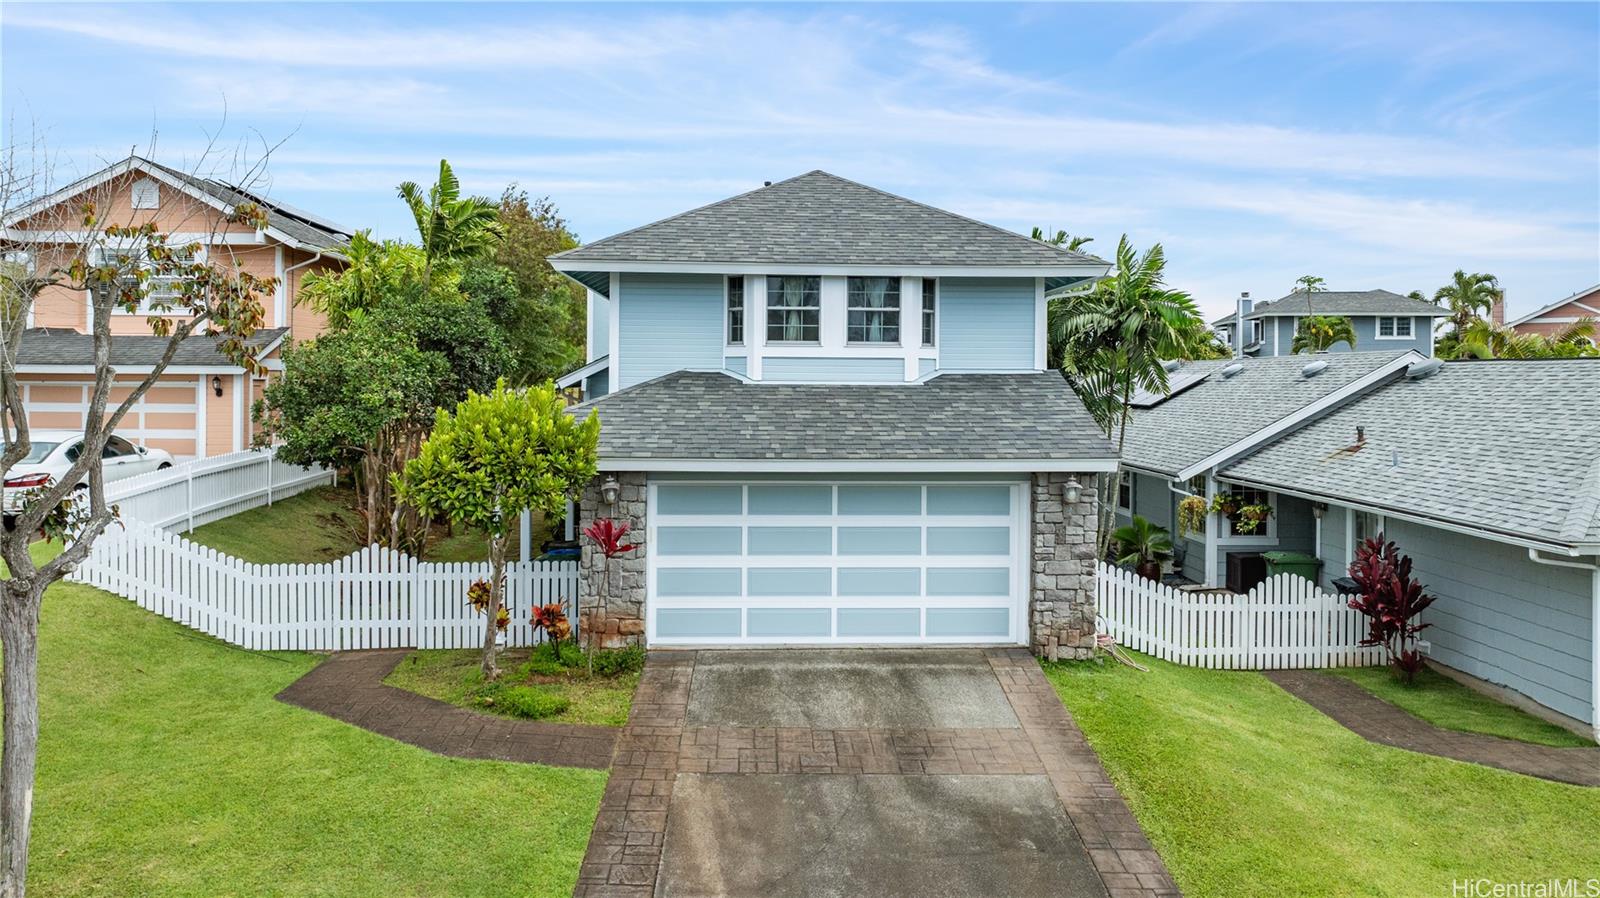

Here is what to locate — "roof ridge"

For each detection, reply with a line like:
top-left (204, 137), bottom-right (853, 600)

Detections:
top-left (549, 172), bottom-right (819, 262)
top-left (799, 171), bottom-right (1105, 265)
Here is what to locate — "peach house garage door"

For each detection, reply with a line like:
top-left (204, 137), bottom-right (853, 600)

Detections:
top-left (645, 479), bottom-right (1030, 646)
top-left (19, 377), bottom-right (203, 460)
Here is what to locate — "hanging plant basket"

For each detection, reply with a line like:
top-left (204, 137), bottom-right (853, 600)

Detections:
top-left (1236, 504), bottom-right (1272, 534)
top-left (1177, 495), bottom-right (1208, 538)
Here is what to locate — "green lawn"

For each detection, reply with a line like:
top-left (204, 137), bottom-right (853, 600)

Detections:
top-left (19, 544), bottom-right (606, 898)
top-left (185, 485), bottom-right (550, 564)
top-left (1330, 665), bottom-right (1593, 748)
top-left (387, 647), bottom-right (641, 728)
top-left (1044, 655), bottom-right (1600, 898)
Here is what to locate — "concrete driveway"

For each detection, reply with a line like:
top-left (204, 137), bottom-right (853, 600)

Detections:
top-left (573, 649), bottom-right (1179, 898)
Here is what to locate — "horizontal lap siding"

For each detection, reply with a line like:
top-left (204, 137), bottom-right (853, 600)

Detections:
top-left (761, 357), bottom-right (902, 382)
top-left (1387, 519), bottom-right (1593, 724)
top-left (618, 273), bottom-right (723, 389)
top-left (938, 278), bottom-right (1035, 371)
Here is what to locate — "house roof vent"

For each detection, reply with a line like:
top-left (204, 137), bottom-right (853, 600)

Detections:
top-left (1301, 360), bottom-right (1329, 378)
top-left (1219, 362), bottom-right (1244, 379)
top-left (1161, 359), bottom-right (1182, 372)
top-left (1406, 358), bottom-right (1444, 380)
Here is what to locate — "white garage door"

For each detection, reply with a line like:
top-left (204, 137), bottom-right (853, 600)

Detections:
top-left (646, 479), bottom-right (1029, 646)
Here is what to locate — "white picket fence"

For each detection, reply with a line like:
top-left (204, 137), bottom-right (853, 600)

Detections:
top-left (72, 517), bottom-right (580, 651)
top-left (1096, 562), bottom-right (1385, 669)
top-left (106, 448), bottom-right (334, 531)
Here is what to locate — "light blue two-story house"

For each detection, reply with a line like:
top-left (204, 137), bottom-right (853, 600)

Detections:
top-left (550, 171), bottom-right (1117, 655)
top-left (1212, 289), bottom-right (1448, 358)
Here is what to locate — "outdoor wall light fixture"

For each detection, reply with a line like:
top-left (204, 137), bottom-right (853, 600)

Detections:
top-left (211, 376), bottom-right (223, 397)
top-left (600, 475), bottom-right (620, 506)
top-left (1312, 502), bottom-right (1327, 520)
top-left (1063, 476), bottom-right (1082, 504)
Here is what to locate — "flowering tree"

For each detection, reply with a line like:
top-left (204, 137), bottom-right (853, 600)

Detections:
top-left (1347, 536), bottom-right (1436, 683)
top-left (396, 380), bottom-right (598, 678)
top-left (582, 518), bottom-right (639, 671)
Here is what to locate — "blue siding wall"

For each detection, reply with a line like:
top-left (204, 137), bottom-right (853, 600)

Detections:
top-left (587, 291), bottom-right (610, 360)
top-left (725, 356), bottom-right (748, 377)
top-left (1256, 315), bottom-right (1433, 357)
top-left (617, 273), bottom-right (724, 388)
top-left (938, 278), bottom-right (1036, 370)
top-left (585, 370), bottom-right (610, 400)
top-left (1387, 519), bottom-right (1593, 725)
top-left (762, 357), bottom-right (903, 382)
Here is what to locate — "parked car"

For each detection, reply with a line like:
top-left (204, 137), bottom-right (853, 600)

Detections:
top-left (2, 431), bottom-right (173, 524)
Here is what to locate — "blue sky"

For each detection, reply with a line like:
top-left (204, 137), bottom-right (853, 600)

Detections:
top-left (3, 2), bottom-right (1596, 320)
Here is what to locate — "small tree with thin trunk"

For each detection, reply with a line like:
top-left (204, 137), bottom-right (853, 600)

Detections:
top-left (395, 380), bottom-right (597, 678)
top-left (581, 518), bottom-right (639, 672)
top-left (1, 129), bottom-right (283, 897)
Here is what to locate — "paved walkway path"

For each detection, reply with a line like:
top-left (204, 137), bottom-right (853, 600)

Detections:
top-left (575, 649), bottom-right (1180, 898)
top-left (275, 650), bottom-right (617, 770)
top-left (1266, 669), bottom-right (1599, 787)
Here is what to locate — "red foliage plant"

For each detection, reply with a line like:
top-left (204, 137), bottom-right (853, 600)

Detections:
top-left (1347, 535), bottom-right (1436, 683)
top-left (583, 518), bottom-right (639, 559)
top-left (532, 603), bottom-right (572, 647)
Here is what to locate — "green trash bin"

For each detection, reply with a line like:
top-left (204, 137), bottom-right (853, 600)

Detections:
top-left (1261, 551), bottom-right (1323, 583)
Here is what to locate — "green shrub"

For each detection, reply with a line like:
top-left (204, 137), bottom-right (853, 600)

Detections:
top-left (497, 685), bottom-right (571, 720)
top-left (590, 645), bottom-right (646, 676)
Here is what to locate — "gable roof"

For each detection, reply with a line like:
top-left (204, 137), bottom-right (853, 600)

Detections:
top-left (12, 327), bottom-right (288, 371)
top-left (2, 156), bottom-right (352, 255)
top-left (1221, 359), bottom-right (1600, 552)
top-left (1118, 350), bottom-right (1421, 479)
top-left (548, 171), bottom-right (1107, 295)
top-left (1213, 290), bottom-right (1447, 327)
top-left (1506, 283), bottom-right (1600, 328)
top-left (567, 369), bottom-right (1116, 471)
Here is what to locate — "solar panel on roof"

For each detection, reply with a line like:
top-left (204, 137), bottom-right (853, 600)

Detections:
top-left (1128, 368), bottom-right (1209, 408)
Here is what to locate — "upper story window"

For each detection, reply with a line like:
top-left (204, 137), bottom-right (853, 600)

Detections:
top-left (921, 279), bottom-right (936, 346)
top-left (726, 276), bottom-right (744, 345)
top-left (131, 178), bottom-right (160, 210)
top-left (1116, 471), bottom-right (1134, 513)
top-left (767, 275), bottom-right (820, 343)
top-left (1376, 316), bottom-right (1413, 339)
top-left (96, 243), bottom-right (206, 314)
top-left (846, 276), bottom-right (900, 344)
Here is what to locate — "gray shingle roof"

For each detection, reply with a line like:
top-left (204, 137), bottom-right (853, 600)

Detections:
top-left (1213, 290), bottom-right (1448, 326)
top-left (1222, 359), bottom-right (1600, 549)
top-left (146, 160), bottom-right (352, 252)
top-left (1119, 351), bottom-right (1415, 477)
top-left (570, 370), bottom-right (1115, 463)
top-left (551, 171), bottom-right (1106, 269)
top-left (16, 327), bottom-right (287, 368)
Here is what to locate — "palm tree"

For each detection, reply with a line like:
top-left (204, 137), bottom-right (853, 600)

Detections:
top-left (1111, 515), bottom-right (1174, 581)
top-left (1052, 236), bottom-right (1206, 555)
top-left (398, 159), bottom-right (505, 286)
top-left (1454, 317), bottom-right (1597, 359)
top-left (1292, 274), bottom-right (1326, 317)
top-left (1031, 226), bottom-right (1094, 253)
top-left (1433, 270), bottom-right (1502, 337)
top-left (1291, 315), bottom-right (1358, 354)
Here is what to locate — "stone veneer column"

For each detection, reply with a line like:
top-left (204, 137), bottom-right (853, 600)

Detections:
top-left (1030, 472), bottom-right (1100, 661)
top-left (578, 471), bottom-right (648, 648)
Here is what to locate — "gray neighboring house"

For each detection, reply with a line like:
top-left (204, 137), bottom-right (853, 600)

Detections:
top-left (1112, 350), bottom-right (1423, 587)
top-left (548, 171), bottom-right (1118, 657)
top-left (1220, 358), bottom-right (1600, 739)
top-left (1213, 289), bottom-right (1448, 358)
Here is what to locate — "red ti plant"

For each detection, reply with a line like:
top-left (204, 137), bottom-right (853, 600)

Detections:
top-left (1347, 535), bottom-right (1435, 683)
top-left (582, 518), bottom-right (640, 671)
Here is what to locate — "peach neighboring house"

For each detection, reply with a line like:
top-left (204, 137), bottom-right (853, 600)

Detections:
top-left (1504, 282), bottom-right (1600, 346)
top-left (2, 156), bottom-right (350, 460)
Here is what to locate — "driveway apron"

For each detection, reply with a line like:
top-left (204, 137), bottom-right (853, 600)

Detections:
top-left (574, 648), bottom-right (1179, 898)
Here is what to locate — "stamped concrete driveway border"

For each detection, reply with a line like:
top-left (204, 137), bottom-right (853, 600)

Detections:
top-left (574, 649), bottom-right (1179, 898)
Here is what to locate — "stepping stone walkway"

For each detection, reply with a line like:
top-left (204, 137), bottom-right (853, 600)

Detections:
top-left (1266, 669), bottom-right (1599, 787)
top-left (275, 650), bottom-right (617, 770)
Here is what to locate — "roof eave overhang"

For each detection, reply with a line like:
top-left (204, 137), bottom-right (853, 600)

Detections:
top-left (549, 258), bottom-right (1110, 279)
top-left (12, 363), bottom-right (251, 375)
top-left (596, 456), bottom-right (1120, 474)
top-left (556, 355), bottom-right (609, 388)
top-left (1218, 472), bottom-right (1599, 558)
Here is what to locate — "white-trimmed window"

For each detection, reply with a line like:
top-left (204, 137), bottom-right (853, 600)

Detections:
top-left (846, 276), bottom-right (900, 344)
top-left (131, 177), bottom-right (160, 210)
top-left (1221, 487), bottom-right (1276, 540)
top-left (726, 275), bottom-right (745, 345)
top-left (96, 243), bottom-right (206, 314)
top-left (921, 278), bottom-right (937, 346)
top-left (1117, 471), bottom-right (1134, 513)
top-left (1376, 316), bottom-right (1414, 339)
top-left (766, 275), bottom-right (821, 343)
